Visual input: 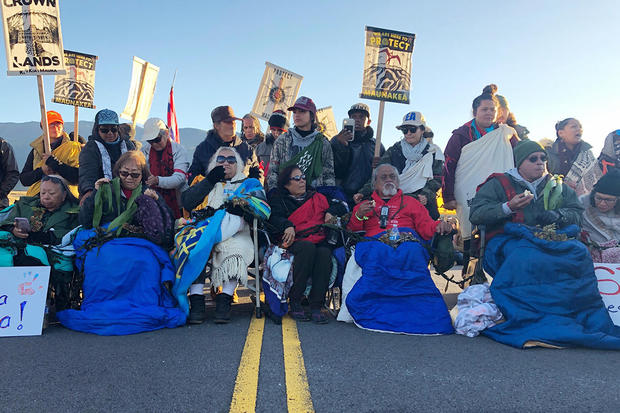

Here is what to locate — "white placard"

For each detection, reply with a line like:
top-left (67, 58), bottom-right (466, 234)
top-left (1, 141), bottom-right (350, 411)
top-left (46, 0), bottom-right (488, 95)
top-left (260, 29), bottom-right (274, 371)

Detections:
top-left (0, 266), bottom-right (50, 337)
top-left (1, 0), bottom-right (66, 76)
top-left (251, 62), bottom-right (302, 122)
top-left (595, 264), bottom-right (620, 326)
top-left (120, 56), bottom-right (159, 125)
top-left (316, 106), bottom-right (338, 139)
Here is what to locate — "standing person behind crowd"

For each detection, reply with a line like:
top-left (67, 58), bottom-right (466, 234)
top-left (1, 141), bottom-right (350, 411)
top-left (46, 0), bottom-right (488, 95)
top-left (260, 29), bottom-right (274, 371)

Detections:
top-left (267, 96), bottom-right (335, 191)
top-left (442, 84), bottom-right (519, 240)
top-left (331, 103), bottom-right (384, 205)
top-left (241, 114), bottom-right (265, 150)
top-left (546, 118), bottom-right (601, 196)
top-left (375, 111), bottom-right (443, 220)
top-left (141, 118), bottom-right (189, 219)
top-left (21, 111), bottom-right (82, 199)
top-left (78, 109), bottom-right (136, 203)
top-left (494, 89), bottom-right (530, 140)
top-left (187, 106), bottom-right (258, 185)
top-left (0, 137), bottom-right (19, 208)
top-left (256, 110), bottom-right (288, 179)
top-left (599, 130), bottom-right (620, 174)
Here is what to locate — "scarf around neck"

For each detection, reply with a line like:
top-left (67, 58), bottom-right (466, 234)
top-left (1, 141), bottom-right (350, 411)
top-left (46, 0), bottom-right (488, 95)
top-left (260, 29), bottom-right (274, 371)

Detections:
top-left (290, 127), bottom-right (319, 148)
top-left (471, 119), bottom-right (496, 141)
top-left (400, 138), bottom-right (428, 172)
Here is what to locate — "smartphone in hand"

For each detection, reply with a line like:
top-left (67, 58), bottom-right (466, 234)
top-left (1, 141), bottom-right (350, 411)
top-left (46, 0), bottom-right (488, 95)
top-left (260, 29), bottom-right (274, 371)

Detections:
top-left (343, 118), bottom-right (355, 141)
top-left (14, 217), bottom-right (31, 233)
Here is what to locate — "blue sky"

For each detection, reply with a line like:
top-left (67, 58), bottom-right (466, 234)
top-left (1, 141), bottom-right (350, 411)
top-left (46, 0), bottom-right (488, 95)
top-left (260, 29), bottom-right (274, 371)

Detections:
top-left (1, 0), bottom-right (618, 154)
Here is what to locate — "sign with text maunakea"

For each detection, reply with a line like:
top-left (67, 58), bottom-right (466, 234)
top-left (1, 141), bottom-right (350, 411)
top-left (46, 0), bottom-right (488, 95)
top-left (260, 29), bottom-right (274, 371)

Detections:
top-left (1, 0), bottom-right (66, 76)
top-left (595, 264), bottom-right (620, 326)
top-left (52, 50), bottom-right (97, 108)
top-left (0, 266), bottom-right (50, 337)
top-left (251, 62), bottom-right (302, 122)
top-left (360, 26), bottom-right (415, 104)
top-left (316, 106), bottom-right (338, 139)
top-left (120, 56), bottom-right (159, 125)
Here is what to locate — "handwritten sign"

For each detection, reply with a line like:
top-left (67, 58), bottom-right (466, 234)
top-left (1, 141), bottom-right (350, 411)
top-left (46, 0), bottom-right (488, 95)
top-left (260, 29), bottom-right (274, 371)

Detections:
top-left (595, 264), bottom-right (620, 326)
top-left (0, 266), bottom-right (50, 337)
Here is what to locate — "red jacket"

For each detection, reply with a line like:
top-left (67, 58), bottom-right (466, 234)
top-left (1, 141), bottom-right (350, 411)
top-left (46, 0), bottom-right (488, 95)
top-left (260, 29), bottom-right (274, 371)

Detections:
top-left (288, 192), bottom-right (329, 244)
top-left (348, 190), bottom-right (438, 240)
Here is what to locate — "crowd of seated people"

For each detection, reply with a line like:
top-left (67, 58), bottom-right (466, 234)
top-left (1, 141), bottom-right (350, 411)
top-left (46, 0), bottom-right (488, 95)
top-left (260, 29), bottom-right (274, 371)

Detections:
top-left (0, 89), bottom-right (617, 349)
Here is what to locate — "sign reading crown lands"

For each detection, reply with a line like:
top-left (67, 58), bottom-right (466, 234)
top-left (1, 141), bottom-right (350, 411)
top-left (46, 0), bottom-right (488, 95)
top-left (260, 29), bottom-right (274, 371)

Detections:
top-left (360, 26), bottom-right (415, 104)
top-left (0, 0), bottom-right (66, 76)
top-left (251, 62), bottom-right (303, 122)
top-left (52, 50), bottom-right (97, 108)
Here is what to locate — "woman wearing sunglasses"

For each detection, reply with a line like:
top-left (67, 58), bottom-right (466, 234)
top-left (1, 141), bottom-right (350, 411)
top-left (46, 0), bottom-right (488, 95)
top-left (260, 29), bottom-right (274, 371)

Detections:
top-left (78, 109), bottom-right (136, 204)
top-left (265, 164), bottom-right (347, 324)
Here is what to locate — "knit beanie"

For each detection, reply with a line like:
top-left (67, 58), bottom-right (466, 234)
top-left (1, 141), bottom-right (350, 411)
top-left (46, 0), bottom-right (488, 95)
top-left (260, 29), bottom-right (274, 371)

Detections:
top-left (514, 140), bottom-right (547, 167)
top-left (593, 171), bottom-right (620, 196)
top-left (268, 110), bottom-right (288, 130)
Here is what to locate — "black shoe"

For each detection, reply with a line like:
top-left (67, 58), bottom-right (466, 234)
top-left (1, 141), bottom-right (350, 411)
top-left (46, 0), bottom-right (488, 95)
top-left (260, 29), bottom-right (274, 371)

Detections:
top-left (214, 293), bottom-right (232, 324)
top-left (188, 294), bottom-right (206, 324)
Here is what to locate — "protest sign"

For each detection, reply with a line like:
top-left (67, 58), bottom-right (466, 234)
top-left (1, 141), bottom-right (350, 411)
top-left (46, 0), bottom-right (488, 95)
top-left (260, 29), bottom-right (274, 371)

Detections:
top-left (595, 264), bottom-right (620, 326)
top-left (52, 50), bottom-right (97, 108)
top-left (360, 26), bottom-right (415, 104)
top-left (1, 0), bottom-right (66, 76)
top-left (121, 56), bottom-right (159, 127)
top-left (316, 106), bottom-right (338, 139)
top-left (251, 62), bottom-right (302, 122)
top-left (0, 266), bottom-right (50, 337)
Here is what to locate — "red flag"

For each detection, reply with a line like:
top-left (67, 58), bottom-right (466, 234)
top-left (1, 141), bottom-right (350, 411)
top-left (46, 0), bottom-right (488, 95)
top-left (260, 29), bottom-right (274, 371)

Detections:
top-left (167, 86), bottom-right (179, 143)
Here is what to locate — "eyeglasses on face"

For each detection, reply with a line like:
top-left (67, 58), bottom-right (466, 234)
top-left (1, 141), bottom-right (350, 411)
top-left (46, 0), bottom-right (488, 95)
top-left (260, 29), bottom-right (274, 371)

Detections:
top-left (99, 126), bottom-right (119, 134)
top-left (216, 155), bottom-right (237, 164)
top-left (595, 195), bottom-right (617, 204)
top-left (119, 170), bottom-right (141, 179)
top-left (401, 126), bottom-right (419, 135)
top-left (527, 155), bottom-right (547, 163)
top-left (289, 174), bottom-right (306, 182)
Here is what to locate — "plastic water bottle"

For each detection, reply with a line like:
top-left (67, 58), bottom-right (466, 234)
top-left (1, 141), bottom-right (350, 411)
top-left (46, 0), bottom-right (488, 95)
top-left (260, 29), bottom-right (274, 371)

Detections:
top-left (389, 224), bottom-right (400, 242)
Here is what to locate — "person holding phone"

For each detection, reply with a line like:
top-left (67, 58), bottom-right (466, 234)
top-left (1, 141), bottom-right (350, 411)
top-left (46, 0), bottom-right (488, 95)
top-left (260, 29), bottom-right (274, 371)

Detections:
top-left (331, 103), bottom-right (384, 206)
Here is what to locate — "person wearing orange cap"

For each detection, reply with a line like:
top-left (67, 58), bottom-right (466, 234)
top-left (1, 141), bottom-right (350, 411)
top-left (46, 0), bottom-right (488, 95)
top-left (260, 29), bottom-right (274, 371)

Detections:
top-left (20, 110), bottom-right (83, 198)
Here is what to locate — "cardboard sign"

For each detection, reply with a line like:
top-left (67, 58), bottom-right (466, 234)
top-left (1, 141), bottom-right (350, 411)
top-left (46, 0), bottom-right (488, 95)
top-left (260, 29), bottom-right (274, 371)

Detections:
top-left (360, 26), bottom-right (415, 104)
top-left (251, 62), bottom-right (303, 122)
top-left (595, 264), bottom-right (620, 326)
top-left (120, 56), bottom-right (159, 125)
top-left (316, 106), bottom-right (338, 139)
top-left (52, 50), bottom-right (97, 108)
top-left (1, 0), bottom-right (66, 76)
top-left (0, 266), bottom-right (50, 337)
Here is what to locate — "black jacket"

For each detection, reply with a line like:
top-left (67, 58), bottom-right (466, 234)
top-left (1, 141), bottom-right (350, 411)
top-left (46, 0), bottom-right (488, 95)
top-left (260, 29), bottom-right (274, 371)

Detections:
top-left (0, 138), bottom-right (19, 207)
top-left (78, 136), bottom-right (136, 197)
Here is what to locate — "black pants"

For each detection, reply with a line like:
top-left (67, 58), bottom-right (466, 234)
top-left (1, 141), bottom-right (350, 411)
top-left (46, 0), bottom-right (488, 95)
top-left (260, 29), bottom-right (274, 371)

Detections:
top-left (287, 240), bottom-right (332, 309)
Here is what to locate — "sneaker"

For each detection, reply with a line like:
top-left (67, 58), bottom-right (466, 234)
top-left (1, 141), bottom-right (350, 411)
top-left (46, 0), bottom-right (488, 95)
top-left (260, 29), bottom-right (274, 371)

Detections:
top-left (289, 301), bottom-right (310, 321)
top-left (311, 309), bottom-right (329, 324)
top-left (188, 294), bottom-right (206, 324)
top-left (214, 293), bottom-right (232, 324)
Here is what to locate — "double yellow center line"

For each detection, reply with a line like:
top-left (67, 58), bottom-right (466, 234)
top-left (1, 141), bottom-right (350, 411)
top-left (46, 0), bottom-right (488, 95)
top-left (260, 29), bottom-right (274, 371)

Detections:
top-left (229, 315), bottom-right (315, 413)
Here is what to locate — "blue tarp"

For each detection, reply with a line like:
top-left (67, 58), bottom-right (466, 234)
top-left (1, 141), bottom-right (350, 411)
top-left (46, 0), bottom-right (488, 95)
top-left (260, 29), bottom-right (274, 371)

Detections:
top-left (346, 229), bottom-right (454, 335)
top-left (483, 223), bottom-right (620, 349)
top-left (57, 229), bottom-right (186, 335)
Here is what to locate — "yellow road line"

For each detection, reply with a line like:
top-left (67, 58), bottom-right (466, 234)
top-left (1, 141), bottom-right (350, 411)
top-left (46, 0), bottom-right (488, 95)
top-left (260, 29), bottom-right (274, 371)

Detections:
top-left (230, 315), bottom-right (265, 413)
top-left (282, 316), bottom-right (315, 413)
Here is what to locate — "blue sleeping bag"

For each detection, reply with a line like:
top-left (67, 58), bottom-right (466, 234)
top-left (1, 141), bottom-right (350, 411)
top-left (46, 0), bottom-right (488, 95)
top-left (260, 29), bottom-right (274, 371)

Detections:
top-left (346, 229), bottom-right (454, 335)
top-left (483, 223), bottom-right (620, 349)
top-left (57, 229), bottom-right (186, 335)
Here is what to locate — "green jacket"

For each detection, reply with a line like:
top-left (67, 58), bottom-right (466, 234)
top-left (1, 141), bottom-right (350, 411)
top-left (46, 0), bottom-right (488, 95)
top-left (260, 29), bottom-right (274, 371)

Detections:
top-left (469, 172), bottom-right (583, 235)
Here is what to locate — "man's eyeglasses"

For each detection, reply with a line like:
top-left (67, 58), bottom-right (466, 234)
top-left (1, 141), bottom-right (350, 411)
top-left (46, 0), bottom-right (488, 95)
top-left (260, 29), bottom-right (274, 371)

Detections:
top-left (527, 155), bottom-right (547, 163)
top-left (147, 134), bottom-right (163, 144)
top-left (595, 195), bottom-right (617, 204)
top-left (216, 156), bottom-right (237, 164)
top-left (401, 126), bottom-right (419, 135)
top-left (289, 174), bottom-right (306, 182)
top-left (99, 126), bottom-right (118, 134)
top-left (119, 170), bottom-right (141, 179)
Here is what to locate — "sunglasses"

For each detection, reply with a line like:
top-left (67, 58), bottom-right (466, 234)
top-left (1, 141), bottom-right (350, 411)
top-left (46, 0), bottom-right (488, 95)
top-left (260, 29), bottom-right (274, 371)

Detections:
top-left (401, 126), bottom-right (419, 134)
top-left (99, 126), bottom-right (118, 134)
top-left (527, 155), bottom-right (547, 163)
top-left (216, 155), bottom-right (237, 164)
top-left (289, 174), bottom-right (306, 182)
top-left (119, 170), bottom-right (141, 179)
top-left (147, 135), bottom-right (163, 144)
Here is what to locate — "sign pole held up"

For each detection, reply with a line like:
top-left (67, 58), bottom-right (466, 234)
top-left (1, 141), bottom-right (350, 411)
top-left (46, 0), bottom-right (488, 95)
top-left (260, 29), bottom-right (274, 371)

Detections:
top-left (36, 75), bottom-right (51, 154)
top-left (374, 100), bottom-right (386, 158)
top-left (73, 106), bottom-right (79, 139)
top-left (132, 62), bottom-right (149, 130)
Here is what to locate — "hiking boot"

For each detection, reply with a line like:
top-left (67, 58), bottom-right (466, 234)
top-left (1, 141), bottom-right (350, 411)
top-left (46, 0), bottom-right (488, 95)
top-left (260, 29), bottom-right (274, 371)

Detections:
top-left (214, 293), bottom-right (232, 324)
top-left (188, 294), bottom-right (206, 324)
top-left (311, 308), bottom-right (329, 324)
top-left (289, 301), bottom-right (310, 321)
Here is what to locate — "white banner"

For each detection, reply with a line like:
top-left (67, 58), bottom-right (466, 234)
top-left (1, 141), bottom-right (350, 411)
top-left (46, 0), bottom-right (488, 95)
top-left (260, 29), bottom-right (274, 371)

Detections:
top-left (595, 264), bottom-right (620, 326)
top-left (52, 49), bottom-right (97, 108)
top-left (0, 266), bottom-right (50, 337)
top-left (1, 0), bottom-right (66, 76)
top-left (251, 62), bottom-right (302, 122)
top-left (316, 106), bottom-right (338, 139)
top-left (120, 56), bottom-right (159, 125)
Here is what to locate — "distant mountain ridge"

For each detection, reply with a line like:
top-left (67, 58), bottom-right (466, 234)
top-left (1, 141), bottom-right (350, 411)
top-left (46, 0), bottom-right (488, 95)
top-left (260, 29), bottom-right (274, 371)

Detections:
top-left (0, 121), bottom-right (208, 190)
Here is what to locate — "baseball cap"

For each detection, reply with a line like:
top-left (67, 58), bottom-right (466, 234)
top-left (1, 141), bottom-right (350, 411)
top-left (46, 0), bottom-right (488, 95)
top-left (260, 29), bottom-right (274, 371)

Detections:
top-left (96, 109), bottom-right (120, 126)
top-left (287, 96), bottom-right (316, 114)
top-left (211, 106), bottom-right (241, 123)
top-left (396, 111), bottom-right (426, 130)
top-left (143, 118), bottom-right (168, 142)
top-left (348, 103), bottom-right (370, 119)
top-left (46, 110), bottom-right (63, 125)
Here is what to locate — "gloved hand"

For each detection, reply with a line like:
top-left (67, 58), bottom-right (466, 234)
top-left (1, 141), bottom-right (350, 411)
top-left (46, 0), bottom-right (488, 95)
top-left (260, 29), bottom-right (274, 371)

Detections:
top-left (225, 202), bottom-right (254, 225)
top-left (537, 210), bottom-right (561, 226)
top-left (206, 165), bottom-right (226, 185)
top-left (248, 166), bottom-right (261, 180)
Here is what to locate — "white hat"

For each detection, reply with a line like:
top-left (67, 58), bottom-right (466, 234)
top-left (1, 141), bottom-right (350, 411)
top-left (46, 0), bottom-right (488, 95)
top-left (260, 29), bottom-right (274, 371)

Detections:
top-left (396, 111), bottom-right (426, 130)
top-left (143, 118), bottom-right (168, 142)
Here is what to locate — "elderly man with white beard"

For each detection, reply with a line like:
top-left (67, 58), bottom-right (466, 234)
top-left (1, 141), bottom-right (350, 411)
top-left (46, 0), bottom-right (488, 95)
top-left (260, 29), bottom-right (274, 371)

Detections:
top-left (340, 163), bottom-right (455, 335)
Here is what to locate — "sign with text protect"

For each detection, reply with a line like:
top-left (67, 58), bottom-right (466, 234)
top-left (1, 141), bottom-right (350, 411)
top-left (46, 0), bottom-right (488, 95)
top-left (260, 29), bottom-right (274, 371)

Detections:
top-left (360, 26), bottom-right (415, 104)
top-left (0, 266), bottom-right (50, 337)
top-left (595, 264), bottom-right (620, 326)
top-left (0, 0), bottom-right (66, 76)
top-left (52, 49), bottom-right (97, 108)
top-left (251, 62), bottom-right (302, 122)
